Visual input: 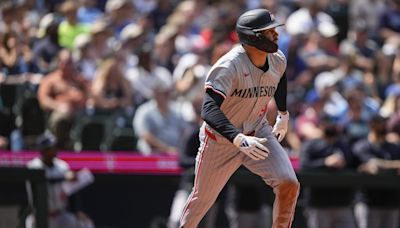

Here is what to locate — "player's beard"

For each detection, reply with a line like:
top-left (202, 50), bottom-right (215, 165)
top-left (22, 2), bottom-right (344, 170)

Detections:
top-left (256, 33), bottom-right (278, 53)
top-left (262, 39), bottom-right (278, 53)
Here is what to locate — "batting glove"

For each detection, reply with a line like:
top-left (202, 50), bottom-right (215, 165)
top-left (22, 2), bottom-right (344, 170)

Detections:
top-left (233, 133), bottom-right (269, 160)
top-left (272, 112), bottom-right (289, 142)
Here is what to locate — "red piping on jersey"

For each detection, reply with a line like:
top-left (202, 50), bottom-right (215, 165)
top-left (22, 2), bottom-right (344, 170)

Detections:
top-left (205, 85), bottom-right (226, 99)
top-left (205, 128), bottom-right (217, 141)
top-left (179, 135), bottom-right (209, 225)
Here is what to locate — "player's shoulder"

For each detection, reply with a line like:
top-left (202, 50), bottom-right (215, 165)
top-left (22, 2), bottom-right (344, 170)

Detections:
top-left (53, 158), bottom-right (70, 170)
top-left (27, 157), bottom-right (43, 169)
top-left (269, 49), bottom-right (287, 74)
top-left (271, 49), bottom-right (287, 63)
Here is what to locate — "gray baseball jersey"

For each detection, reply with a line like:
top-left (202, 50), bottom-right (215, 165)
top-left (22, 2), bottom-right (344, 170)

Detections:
top-left (204, 44), bottom-right (286, 135)
top-left (180, 45), bottom-right (299, 228)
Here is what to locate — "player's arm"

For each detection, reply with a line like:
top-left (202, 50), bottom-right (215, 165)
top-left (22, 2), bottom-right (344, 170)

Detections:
top-left (201, 88), bottom-right (269, 160)
top-left (201, 88), bottom-right (240, 142)
top-left (272, 72), bottom-right (289, 142)
top-left (274, 72), bottom-right (287, 113)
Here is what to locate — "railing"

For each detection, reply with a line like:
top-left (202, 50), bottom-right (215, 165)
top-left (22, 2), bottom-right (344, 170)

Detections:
top-left (0, 151), bottom-right (182, 174)
top-left (1, 152), bottom-right (400, 227)
top-left (0, 73), bottom-right (43, 85)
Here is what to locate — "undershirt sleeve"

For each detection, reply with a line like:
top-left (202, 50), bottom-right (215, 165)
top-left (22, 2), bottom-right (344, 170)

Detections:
top-left (274, 72), bottom-right (287, 112)
top-left (201, 88), bottom-right (241, 142)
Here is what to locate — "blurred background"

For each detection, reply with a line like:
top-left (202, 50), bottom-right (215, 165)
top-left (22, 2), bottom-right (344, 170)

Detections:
top-left (0, 0), bottom-right (400, 227)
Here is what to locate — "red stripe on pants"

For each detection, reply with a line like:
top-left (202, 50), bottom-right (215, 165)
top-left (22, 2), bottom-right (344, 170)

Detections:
top-left (179, 135), bottom-right (209, 225)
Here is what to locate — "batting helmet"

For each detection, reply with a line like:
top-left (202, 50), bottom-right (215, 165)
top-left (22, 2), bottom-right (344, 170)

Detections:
top-left (236, 9), bottom-right (284, 53)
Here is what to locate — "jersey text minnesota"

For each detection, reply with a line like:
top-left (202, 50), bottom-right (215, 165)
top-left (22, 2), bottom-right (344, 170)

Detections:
top-left (230, 86), bottom-right (276, 98)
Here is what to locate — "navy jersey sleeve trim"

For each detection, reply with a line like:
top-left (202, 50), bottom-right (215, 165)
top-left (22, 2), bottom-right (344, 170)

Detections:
top-left (274, 72), bottom-right (287, 112)
top-left (204, 85), bottom-right (227, 99)
top-left (201, 88), bottom-right (241, 142)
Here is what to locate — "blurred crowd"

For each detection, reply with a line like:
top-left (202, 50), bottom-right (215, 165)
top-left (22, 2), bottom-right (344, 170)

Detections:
top-left (0, 0), bottom-right (400, 227)
top-left (0, 0), bottom-right (397, 155)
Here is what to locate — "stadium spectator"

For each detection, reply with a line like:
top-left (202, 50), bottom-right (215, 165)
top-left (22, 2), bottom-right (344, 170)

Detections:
top-left (353, 115), bottom-right (400, 228)
top-left (378, 0), bottom-right (400, 47)
top-left (172, 47), bottom-right (210, 122)
top-left (0, 2), bottom-right (24, 34)
top-left (339, 20), bottom-right (378, 74)
top-left (105, 0), bottom-right (135, 39)
top-left (349, 0), bottom-right (385, 37)
top-left (57, 0), bottom-right (89, 49)
top-left (88, 19), bottom-right (113, 59)
top-left (125, 44), bottom-right (172, 107)
top-left (77, 0), bottom-right (103, 25)
top-left (294, 95), bottom-right (325, 141)
top-left (32, 13), bottom-right (62, 74)
top-left (73, 34), bottom-right (98, 82)
top-left (133, 76), bottom-right (187, 155)
top-left (313, 71), bottom-right (348, 120)
top-left (296, 24), bottom-right (340, 76)
top-left (117, 22), bottom-right (145, 73)
top-left (340, 90), bottom-right (372, 145)
top-left (167, 1), bottom-right (201, 55)
top-left (37, 49), bottom-right (89, 150)
top-left (90, 57), bottom-right (133, 113)
top-left (285, 0), bottom-right (334, 37)
top-left (300, 116), bottom-right (357, 228)
top-left (153, 24), bottom-right (179, 72)
top-left (375, 0), bottom-right (400, 89)
top-left (386, 94), bottom-right (400, 143)
top-left (0, 30), bottom-right (38, 75)
top-left (148, 0), bottom-right (174, 32)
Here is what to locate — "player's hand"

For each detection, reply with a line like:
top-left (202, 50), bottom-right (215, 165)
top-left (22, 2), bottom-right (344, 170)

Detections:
top-left (272, 112), bottom-right (289, 142)
top-left (233, 133), bottom-right (269, 160)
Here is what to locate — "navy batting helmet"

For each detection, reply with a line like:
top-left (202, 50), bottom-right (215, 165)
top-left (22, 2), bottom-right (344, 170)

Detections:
top-left (36, 131), bottom-right (57, 150)
top-left (236, 9), bottom-right (284, 53)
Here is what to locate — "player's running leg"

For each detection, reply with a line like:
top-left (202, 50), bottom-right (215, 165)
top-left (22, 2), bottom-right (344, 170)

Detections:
top-left (180, 135), bottom-right (242, 228)
top-left (243, 125), bottom-right (299, 228)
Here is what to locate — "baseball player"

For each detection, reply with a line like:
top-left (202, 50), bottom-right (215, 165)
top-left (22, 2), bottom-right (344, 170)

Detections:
top-left (26, 131), bottom-right (94, 228)
top-left (179, 8), bottom-right (300, 228)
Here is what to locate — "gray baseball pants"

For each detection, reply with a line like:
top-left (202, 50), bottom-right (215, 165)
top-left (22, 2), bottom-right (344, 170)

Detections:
top-left (180, 124), bottom-right (300, 228)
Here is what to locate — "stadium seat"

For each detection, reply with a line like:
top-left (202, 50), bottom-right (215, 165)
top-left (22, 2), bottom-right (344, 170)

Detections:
top-left (71, 115), bottom-right (111, 151)
top-left (105, 128), bottom-right (137, 152)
